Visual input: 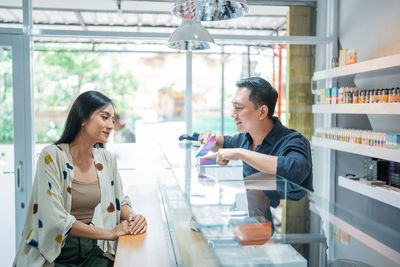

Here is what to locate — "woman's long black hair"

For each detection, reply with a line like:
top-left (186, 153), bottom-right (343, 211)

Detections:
top-left (55, 91), bottom-right (113, 145)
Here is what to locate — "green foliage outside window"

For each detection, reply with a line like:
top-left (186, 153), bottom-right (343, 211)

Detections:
top-left (34, 50), bottom-right (139, 143)
top-left (0, 49), bottom-right (13, 143)
top-left (0, 48), bottom-right (141, 143)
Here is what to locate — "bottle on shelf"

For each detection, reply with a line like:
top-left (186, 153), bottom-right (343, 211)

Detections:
top-left (316, 85), bottom-right (400, 105)
top-left (366, 90), bottom-right (371, 103)
top-left (361, 90), bottom-right (366, 103)
top-left (348, 89), bottom-right (353, 104)
top-left (338, 87), bottom-right (344, 104)
top-left (389, 88), bottom-right (395, 103)
top-left (370, 89), bottom-right (376, 103)
top-left (353, 91), bottom-right (359, 104)
top-left (397, 88), bottom-right (400, 102)
top-left (383, 89), bottom-right (389, 103)
top-left (376, 89), bottom-right (381, 103)
top-left (315, 128), bottom-right (400, 150)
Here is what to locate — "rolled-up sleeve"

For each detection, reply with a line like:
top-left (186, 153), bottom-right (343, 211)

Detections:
top-left (276, 137), bottom-right (312, 186)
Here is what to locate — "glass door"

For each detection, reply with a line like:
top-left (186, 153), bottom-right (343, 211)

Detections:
top-left (0, 43), bottom-right (16, 265)
top-left (0, 34), bottom-right (34, 266)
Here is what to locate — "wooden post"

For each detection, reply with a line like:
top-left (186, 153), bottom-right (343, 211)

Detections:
top-left (286, 6), bottom-right (315, 140)
top-left (285, 5), bottom-right (315, 260)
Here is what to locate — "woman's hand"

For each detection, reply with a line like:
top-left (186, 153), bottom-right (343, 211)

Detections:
top-left (111, 220), bottom-right (132, 240)
top-left (128, 214), bottom-right (147, 235)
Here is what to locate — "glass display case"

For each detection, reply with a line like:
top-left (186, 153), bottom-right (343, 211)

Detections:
top-left (158, 142), bottom-right (400, 267)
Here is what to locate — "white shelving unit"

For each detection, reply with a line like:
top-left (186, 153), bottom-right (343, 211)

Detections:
top-left (312, 53), bottom-right (400, 81)
top-left (312, 54), bottom-right (400, 205)
top-left (338, 176), bottom-right (400, 209)
top-left (312, 103), bottom-right (400, 114)
top-left (311, 137), bottom-right (400, 163)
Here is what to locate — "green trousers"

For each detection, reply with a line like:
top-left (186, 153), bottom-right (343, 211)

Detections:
top-left (54, 235), bottom-right (113, 267)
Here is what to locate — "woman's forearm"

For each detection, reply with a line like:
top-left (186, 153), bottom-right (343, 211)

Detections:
top-left (69, 220), bottom-right (115, 240)
top-left (120, 204), bottom-right (135, 221)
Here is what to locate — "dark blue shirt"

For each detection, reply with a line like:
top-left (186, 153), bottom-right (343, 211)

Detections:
top-left (223, 116), bottom-right (313, 193)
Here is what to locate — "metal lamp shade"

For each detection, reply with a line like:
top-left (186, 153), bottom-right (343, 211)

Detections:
top-left (168, 20), bottom-right (215, 50)
top-left (172, 0), bottom-right (249, 21)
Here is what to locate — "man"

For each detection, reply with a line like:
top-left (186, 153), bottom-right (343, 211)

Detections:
top-left (199, 77), bottom-right (313, 191)
top-left (114, 114), bottom-right (136, 143)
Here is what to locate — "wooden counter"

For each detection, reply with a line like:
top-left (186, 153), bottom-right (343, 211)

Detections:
top-left (114, 184), bottom-right (173, 266)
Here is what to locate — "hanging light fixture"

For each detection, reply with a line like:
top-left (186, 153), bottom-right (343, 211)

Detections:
top-left (167, 19), bottom-right (215, 50)
top-left (172, 0), bottom-right (249, 21)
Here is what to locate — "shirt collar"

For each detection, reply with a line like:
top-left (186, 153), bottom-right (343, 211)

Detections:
top-left (264, 116), bottom-right (283, 144)
top-left (245, 116), bottom-right (283, 145)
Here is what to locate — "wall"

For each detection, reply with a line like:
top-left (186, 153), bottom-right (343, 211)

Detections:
top-left (339, 0), bottom-right (400, 60)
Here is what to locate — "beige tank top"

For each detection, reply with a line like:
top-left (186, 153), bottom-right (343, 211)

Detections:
top-left (71, 179), bottom-right (101, 221)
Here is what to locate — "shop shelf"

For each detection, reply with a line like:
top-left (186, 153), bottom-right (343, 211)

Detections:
top-left (311, 136), bottom-right (400, 163)
top-left (312, 53), bottom-right (400, 81)
top-left (338, 176), bottom-right (400, 209)
top-left (312, 103), bottom-right (400, 114)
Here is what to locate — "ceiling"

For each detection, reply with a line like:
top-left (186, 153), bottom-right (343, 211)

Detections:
top-left (0, 0), bottom-right (316, 46)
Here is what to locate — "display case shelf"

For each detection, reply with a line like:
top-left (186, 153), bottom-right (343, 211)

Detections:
top-left (311, 136), bottom-right (400, 163)
top-left (312, 53), bottom-right (400, 81)
top-left (338, 176), bottom-right (400, 209)
top-left (312, 103), bottom-right (400, 114)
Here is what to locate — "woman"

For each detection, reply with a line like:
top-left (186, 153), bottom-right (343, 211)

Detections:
top-left (14, 91), bottom-right (147, 267)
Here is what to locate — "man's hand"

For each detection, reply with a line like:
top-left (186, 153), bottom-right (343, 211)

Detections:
top-left (202, 148), bottom-right (243, 166)
top-left (198, 130), bottom-right (225, 151)
top-left (198, 130), bottom-right (216, 144)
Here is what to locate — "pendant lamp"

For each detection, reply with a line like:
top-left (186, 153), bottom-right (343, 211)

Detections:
top-left (168, 19), bottom-right (215, 50)
top-left (172, 0), bottom-right (249, 21)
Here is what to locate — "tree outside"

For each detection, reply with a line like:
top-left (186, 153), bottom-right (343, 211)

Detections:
top-left (0, 48), bottom-right (13, 144)
top-left (34, 50), bottom-right (139, 143)
top-left (1, 44), bottom-right (276, 144)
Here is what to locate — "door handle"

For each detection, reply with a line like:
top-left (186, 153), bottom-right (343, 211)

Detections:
top-left (17, 160), bottom-right (23, 192)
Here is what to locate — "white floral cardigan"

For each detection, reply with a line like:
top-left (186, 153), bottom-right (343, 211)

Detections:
top-left (13, 143), bottom-right (132, 267)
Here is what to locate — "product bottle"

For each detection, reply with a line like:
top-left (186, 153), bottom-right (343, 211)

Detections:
top-left (353, 91), bottom-right (358, 104)
top-left (389, 88), bottom-right (395, 103)
top-left (383, 89), bottom-right (389, 103)
top-left (382, 133), bottom-right (386, 147)
top-left (377, 89), bottom-right (382, 103)
top-left (396, 88), bottom-right (400, 103)
top-left (367, 132), bottom-right (372, 146)
top-left (332, 87), bottom-right (337, 104)
top-left (370, 90), bottom-right (375, 103)
top-left (338, 88), bottom-right (343, 104)
top-left (374, 89), bottom-right (379, 103)
top-left (362, 90), bottom-right (367, 103)
top-left (326, 87), bottom-right (331, 104)
top-left (320, 88), bottom-right (325, 104)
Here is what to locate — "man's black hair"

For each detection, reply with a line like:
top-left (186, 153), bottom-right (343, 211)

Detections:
top-left (236, 77), bottom-right (278, 119)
